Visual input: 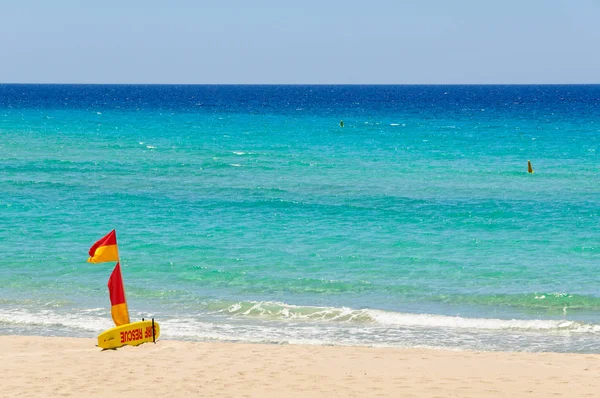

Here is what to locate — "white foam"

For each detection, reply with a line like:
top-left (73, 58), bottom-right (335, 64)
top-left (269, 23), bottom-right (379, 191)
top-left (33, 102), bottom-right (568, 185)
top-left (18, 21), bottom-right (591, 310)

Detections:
top-left (3, 302), bottom-right (599, 353)
top-left (366, 310), bottom-right (580, 331)
top-left (0, 308), bottom-right (110, 332)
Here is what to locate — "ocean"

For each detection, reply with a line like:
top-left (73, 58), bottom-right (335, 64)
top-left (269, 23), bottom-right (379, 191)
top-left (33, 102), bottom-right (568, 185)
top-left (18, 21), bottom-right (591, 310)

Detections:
top-left (0, 84), bottom-right (598, 353)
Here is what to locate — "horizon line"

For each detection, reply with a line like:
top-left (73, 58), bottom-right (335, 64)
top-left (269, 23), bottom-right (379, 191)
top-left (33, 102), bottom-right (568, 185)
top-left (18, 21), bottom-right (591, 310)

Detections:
top-left (1, 82), bottom-right (600, 86)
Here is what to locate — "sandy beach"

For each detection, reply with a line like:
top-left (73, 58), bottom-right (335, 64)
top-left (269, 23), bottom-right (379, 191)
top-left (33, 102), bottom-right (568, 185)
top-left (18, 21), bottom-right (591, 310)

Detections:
top-left (1, 336), bottom-right (599, 397)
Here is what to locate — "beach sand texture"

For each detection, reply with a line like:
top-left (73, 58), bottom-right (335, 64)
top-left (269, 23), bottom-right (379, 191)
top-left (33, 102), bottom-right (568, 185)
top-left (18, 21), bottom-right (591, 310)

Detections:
top-left (2, 336), bottom-right (599, 397)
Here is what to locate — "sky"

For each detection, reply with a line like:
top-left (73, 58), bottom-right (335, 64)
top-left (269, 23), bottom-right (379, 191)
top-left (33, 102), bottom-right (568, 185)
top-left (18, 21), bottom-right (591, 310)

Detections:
top-left (1, 0), bottom-right (599, 84)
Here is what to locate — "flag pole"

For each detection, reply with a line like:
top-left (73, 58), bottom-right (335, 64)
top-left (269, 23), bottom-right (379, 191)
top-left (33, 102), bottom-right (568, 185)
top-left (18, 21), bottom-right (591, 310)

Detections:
top-left (113, 229), bottom-right (130, 325)
top-left (152, 318), bottom-right (156, 343)
top-left (117, 255), bottom-right (131, 325)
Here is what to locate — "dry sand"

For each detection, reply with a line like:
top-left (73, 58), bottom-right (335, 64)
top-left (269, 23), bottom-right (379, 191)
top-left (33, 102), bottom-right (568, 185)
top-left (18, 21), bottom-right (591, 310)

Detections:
top-left (1, 335), bottom-right (599, 397)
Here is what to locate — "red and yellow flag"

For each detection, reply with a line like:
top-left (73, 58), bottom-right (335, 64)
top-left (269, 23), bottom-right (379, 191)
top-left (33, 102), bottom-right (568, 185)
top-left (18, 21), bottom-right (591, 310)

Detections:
top-left (108, 262), bottom-right (130, 326)
top-left (88, 230), bottom-right (119, 263)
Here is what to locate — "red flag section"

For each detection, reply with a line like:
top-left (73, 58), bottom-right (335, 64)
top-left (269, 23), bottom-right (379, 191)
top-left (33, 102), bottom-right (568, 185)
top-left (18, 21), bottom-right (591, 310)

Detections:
top-left (108, 262), bottom-right (130, 326)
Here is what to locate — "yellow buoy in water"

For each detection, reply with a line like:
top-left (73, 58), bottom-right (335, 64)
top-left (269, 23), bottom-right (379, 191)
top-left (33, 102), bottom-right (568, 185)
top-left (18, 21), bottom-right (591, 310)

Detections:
top-left (527, 160), bottom-right (534, 174)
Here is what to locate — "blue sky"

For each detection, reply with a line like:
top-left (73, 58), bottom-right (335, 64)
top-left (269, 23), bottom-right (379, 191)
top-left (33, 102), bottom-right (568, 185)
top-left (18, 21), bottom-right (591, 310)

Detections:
top-left (1, 0), bottom-right (598, 84)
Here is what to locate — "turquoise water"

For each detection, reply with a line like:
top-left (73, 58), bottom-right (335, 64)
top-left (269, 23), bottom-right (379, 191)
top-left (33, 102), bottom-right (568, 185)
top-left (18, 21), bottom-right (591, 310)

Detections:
top-left (1, 85), bottom-right (599, 352)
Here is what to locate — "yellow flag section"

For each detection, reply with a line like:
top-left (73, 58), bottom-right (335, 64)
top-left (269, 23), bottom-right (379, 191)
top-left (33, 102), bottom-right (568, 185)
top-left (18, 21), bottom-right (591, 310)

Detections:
top-left (97, 320), bottom-right (160, 349)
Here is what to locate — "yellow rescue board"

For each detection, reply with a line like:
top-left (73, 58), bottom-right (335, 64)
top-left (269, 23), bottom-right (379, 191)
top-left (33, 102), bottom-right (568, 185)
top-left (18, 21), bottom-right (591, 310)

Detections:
top-left (97, 320), bottom-right (160, 349)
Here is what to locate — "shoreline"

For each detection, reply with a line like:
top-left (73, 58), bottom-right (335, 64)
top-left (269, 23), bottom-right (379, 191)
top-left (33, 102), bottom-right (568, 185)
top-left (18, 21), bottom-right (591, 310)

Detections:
top-left (2, 335), bottom-right (599, 397)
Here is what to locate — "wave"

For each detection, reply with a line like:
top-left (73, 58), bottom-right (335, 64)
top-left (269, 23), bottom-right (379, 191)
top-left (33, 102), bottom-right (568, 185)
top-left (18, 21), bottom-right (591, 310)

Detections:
top-left (3, 300), bottom-right (597, 334)
top-left (208, 301), bottom-right (600, 333)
